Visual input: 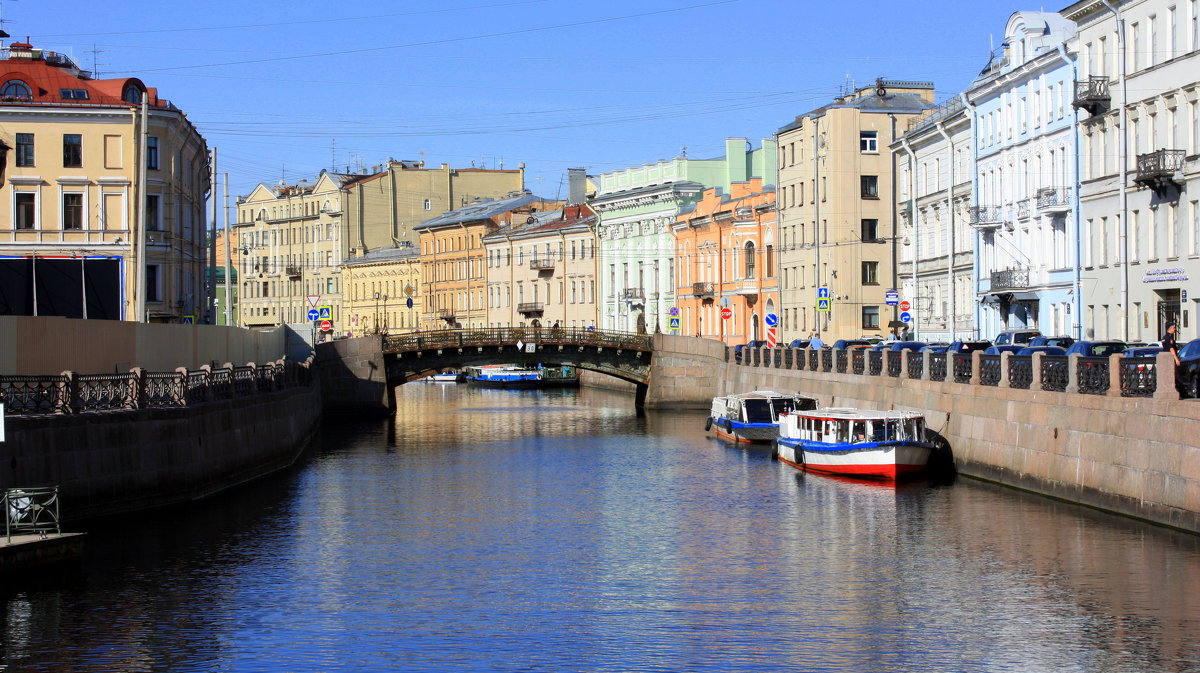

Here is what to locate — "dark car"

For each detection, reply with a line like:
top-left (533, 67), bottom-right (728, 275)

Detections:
top-left (920, 343), bottom-right (950, 353)
top-left (947, 340), bottom-right (992, 353)
top-left (733, 339), bottom-right (768, 363)
top-left (1028, 335), bottom-right (1075, 349)
top-left (984, 345), bottom-right (1025, 355)
top-left (788, 339), bottom-right (811, 350)
top-left (1177, 339), bottom-right (1200, 397)
top-left (1123, 346), bottom-right (1163, 357)
top-left (994, 330), bottom-right (1042, 345)
top-left (885, 341), bottom-right (928, 352)
top-left (1016, 346), bottom-right (1067, 356)
top-left (1064, 341), bottom-right (1127, 357)
top-left (832, 339), bottom-right (872, 350)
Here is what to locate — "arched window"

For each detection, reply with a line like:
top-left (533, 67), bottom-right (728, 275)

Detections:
top-left (744, 241), bottom-right (756, 279)
top-left (1, 79), bottom-right (31, 100)
top-left (122, 82), bottom-right (145, 104)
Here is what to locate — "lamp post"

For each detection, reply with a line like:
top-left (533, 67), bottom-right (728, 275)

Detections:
top-left (373, 291), bottom-right (381, 334)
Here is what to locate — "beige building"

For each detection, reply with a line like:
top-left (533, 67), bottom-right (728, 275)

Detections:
top-left (0, 41), bottom-right (209, 322)
top-left (776, 80), bottom-right (935, 340)
top-left (343, 160), bottom-right (525, 257)
top-left (234, 171), bottom-right (359, 329)
top-left (483, 203), bottom-right (599, 329)
top-left (341, 245), bottom-right (422, 335)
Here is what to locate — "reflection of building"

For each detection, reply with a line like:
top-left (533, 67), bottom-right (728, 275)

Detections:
top-left (1065, 0), bottom-right (1200, 341)
top-left (967, 12), bottom-right (1079, 341)
top-left (0, 42), bottom-right (210, 321)
top-left (342, 245), bottom-right (421, 335)
top-left (674, 178), bottom-right (778, 346)
top-left (234, 171), bottom-right (356, 328)
top-left (207, 266), bottom-right (238, 326)
top-left (416, 192), bottom-right (559, 331)
top-left (777, 80), bottom-right (934, 341)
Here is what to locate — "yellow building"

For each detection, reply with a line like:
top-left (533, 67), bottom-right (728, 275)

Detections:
top-left (776, 80), bottom-right (935, 340)
top-left (0, 41), bottom-right (209, 321)
top-left (342, 245), bottom-right (422, 336)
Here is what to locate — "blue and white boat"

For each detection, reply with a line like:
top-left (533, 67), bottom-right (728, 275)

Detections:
top-left (465, 365), bottom-right (579, 389)
top-left (774, 408), bottom-right (934, 480)
top-left (706, 391), bottom-right (817, 443)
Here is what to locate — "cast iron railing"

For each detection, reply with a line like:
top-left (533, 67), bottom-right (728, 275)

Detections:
top-left (852, 350), bottom-right (866, 375)
top-left (907, 353), bottom-right (924, 379)
top-left (821, 349), bottom-right (833, 373)
top-left (929, 353), bottom-right (947, 382)
top-left (1008, 355), bottom-right (1032, 390)
top-left (979, 354), bottom-right (1001, 386)
top-left (868, 350), bottom-right (883, 376)
top-left (1119, 357), bottom-right (1157, 397)
top-left (886, 351), bottom-right (902, 377)
top-left (384, 328), bottom-right (652, 353)
top-left (953, 353), bottom-right (973, 383)
top-left (5, 486), bottom-right (60, 542)
top-left (1077, 356), bottom-right (1111, 395)
top-left (808, 349), bottom-right (819, 371)
top-left (836, 350), bottom-right (848, 373)
top-left (1041, 356), bottom-right (1069, 392)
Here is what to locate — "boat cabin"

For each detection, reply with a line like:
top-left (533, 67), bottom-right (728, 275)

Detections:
top-left (781, 410), bottom-right (927, 444)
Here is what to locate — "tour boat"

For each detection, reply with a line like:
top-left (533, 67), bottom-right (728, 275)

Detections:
top-left (774, 408), bottom-right (934, 480)
top-left (706, 391), bottom-right (818, 443)
top-left (465, 365), bottom-right (579, 389)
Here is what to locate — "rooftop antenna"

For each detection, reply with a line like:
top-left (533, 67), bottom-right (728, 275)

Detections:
top-left (680, 146), bottom-right (687, 159)
top-left (85, 43), bottom-right (108, 78)
top-left (330, 139), bottom-right (336, 172)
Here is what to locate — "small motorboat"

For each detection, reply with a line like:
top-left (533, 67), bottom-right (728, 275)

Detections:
top-left (706, 391), bottom-right (817, 443)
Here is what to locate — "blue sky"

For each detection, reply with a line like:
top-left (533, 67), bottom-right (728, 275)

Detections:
top-left (13, 0), bottom-right (1031, 200)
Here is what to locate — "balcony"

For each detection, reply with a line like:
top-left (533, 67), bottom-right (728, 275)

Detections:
top-left (1072, 76), bottom-right (1110, 116)
top-left (968, 206), bottom-right (1006, 230)
top-left (1036, 186), bottom-right (1070, 214)
top-left (1134, 149), bottom-right (1186, 193)
top-left (692, 281), bottom-right (715, 299)
top-left (517, 302), bottom-right (544, 315)
top-left (990, 267), bottom-right (1030, 291)
top-left (1016, 200), bottom-right (1030, 221)
top-left (436, 308), bottom-right (455, 322)
top-left (285, 265), bottom-right (302, 279)
top-left (529, 258), bottom-right (555, 272)
top-left (621, 288), bottom-right (645, 304)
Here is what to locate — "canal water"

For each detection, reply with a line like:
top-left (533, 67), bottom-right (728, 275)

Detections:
top-left (3, 383), bottom-right (1200, 672)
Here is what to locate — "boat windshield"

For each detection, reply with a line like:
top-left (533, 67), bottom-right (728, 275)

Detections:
top-left (771, 398), bottom-right (799, 418)
top-left (742, 399), bottom-right (774, 423)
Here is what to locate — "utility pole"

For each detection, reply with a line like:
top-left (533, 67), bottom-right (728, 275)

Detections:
top-left (135, 92), bottom-right (148, 322)
top-left (224, 173), bottom-right (232, 327)
top-left (210, 148), bottom-right (218, 323)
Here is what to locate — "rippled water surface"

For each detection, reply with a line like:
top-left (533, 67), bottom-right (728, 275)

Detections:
top-left (3, 383), bottom-right (1200, 672)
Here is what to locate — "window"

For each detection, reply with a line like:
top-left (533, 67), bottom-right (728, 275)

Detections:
top-left (122, 83), bottom-right (144, 105)
top-left (860, 131), bottom-right (878, 153)
top-left (146, 194), bottom-right (161, 230)
top-left (63, 134), bottom-right (83, 167)
top-left (146, 265), bottom-right (160, 303)
top-left (423, 198), bottom-right (431, 210)
top-left (1, 79), bottom-right (31, 100)
top-left (862, 305), bottom-right (880, 330)
top-left (63, 193), bottom-right (83, 230)
top-left (862, 261), bottom-right (879, 285)
top-left (860, 175), bottom-right (879, 199)
top-left (861, 218), bottom-right (879, 241)
top-left (744, 241), bottom-right (756, 278)
top-left (59, 88), bottom-right (89, 100)
top-left (15, 133), bottom-right (33, 166)
top-left (147, 137), bottom-right (159, 170)
top-left (15, 192), bottom-right (36, 229)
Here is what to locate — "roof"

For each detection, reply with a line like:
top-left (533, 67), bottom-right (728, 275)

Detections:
top-left (483, 203), bottom-right (596, 242)
top-left (342, 245), bottom-right (419, 266)
top-left (777, 80), bottom-right (935, 134)
top-left (0, 43), bottom-right (177, 110)
top-left (414, 192), bottom-right (547, 230)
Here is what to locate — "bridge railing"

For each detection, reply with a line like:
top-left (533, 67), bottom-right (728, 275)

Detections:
top-left (383, 328), bottom-right (653, 353)
top-left (0, 355), bottom-right (315, 417)
top-left (724, 345), bottom-right (1178, 400)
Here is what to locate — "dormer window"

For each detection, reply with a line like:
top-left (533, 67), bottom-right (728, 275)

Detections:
top-left (122, 82), bottom-right (144, 104)
top-left (1, 79), bottom-right (32, 100)
top-left (59, 88), bottom-right (89, 100)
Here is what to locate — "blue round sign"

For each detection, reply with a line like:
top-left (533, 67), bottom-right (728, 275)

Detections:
top-left (765, 313), bottom-right (778, 327)
top-left (406, 297), bottom-right (414, 309)
top-left (307, 308), bottom-right (320, 321)
top-left (900, 311), bottom-right (912, 323)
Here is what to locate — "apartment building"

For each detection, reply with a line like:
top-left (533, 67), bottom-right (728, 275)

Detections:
top-left (0, 41), bottom-right (209, 321)
top-left (341, 245), bottom-right (421, 335)
top-left (776, 81), bottom-right (935, 341)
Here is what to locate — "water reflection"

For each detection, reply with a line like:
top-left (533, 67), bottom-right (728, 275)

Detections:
top-left (2, 382), bottom-right (1198, 672)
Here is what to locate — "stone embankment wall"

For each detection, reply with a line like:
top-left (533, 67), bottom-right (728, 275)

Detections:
top-left (644, 334), bottom-right (727, 409)
top-left (316, 336), bottom-right (391, 416)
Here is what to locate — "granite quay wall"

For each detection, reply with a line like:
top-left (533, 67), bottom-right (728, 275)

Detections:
top-left (0, 316), bottom-right (286, 375)
top-left (315, 336), bottom-right (391, 417)
top-left (644, 334), bottom-right (727, 409)
top-left (720, 346), bottom-right (1200, 534)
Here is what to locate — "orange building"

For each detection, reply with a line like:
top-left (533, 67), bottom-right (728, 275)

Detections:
top-left (674, 178), bottom-right (779, 347)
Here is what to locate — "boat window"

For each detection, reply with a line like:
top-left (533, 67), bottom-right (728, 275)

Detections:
top-left (910, 419), bottom-right (925, 441)
top-left (823, 420), bottom-right (836, 442)
top-left (852, 421), bottom-right (869, 442)
top-left (743, 399), bottom-right (774, 423)
top-left (771, 398), bottom-right (796, 418)
top-left (884, 420), bottom-right (900, 441)
top-left (871, 421), bottom-right (886, 442)
top-left (836, 420), bottom-right (850, 442)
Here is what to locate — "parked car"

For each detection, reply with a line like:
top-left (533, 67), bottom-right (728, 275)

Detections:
top-left (920, 343), bottom-right (951, 353)
top-left (1016, 346), bottom-right (1067, 356)
top-left (984, 345), bottom-right (1026, 355)
top-left (947, 340), bottom-right (992, 353)
top-left (1028, 335), bottom-right (1075, 349)
top-left (1064, 341), bottom-right (1127, 357)
top-left (832, 339), bottom-right (872, 350)
top-left (993, 330), bottom-right (1042, 345)
top-left (884, 341), bottom-right (928, 352)
top-left (733, 339), bottom-right (768, 363)
top-left (788, 339), bottom-right (811, 350)
top-left (1177, 338), bottom-right (1200, 397)
top-left (1123, 346), bottom-right (1164, 358)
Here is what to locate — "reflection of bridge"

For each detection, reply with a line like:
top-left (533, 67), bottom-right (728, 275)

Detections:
top-left (383, 328), bottom-right (655, 404)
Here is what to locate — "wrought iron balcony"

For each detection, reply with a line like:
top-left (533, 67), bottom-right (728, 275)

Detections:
top-left (1016, 200), bottom-right (1030, 221)
top-left (692, 282), bottom-right (715, 298)
top-left (436, 308), bottom-right (456, 321)
top-left (1134, 149), bottom-right (1186, 192)
top-left (990, 267), bottom-right (1030, 291)
top-left (621, 288), bottom-right (645, 303)
top-left (1073, 76), bottom-right (1110, 115)
top-left (1036, 186), bottom-right (1070, 213)
top-left (517, 302), bottom-right (544, 314)
top-left (968, 206), bottom-right (1006, 229)
top-left (285, 265), bottom-right (302, 279)
top-left (529, 258), bottom-right (555, 272)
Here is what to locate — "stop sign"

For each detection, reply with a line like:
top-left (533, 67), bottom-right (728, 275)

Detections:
top-left (319, 319), bottom-right (333, 332)
top-left (899, 300), bottom-right (911, 312)
top-left (720, 307), bottom-right (733, 320)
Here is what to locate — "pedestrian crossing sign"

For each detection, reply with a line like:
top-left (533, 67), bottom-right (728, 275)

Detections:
top-left (668, 317), bottom-right (681, 331)
top-left (817, 298), bottom-right (830, 311)
top-left (318, 305), bottom-right (332, 320)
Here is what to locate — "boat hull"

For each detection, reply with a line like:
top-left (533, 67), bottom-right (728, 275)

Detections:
top-left (710, 417), bottom-right (779, 443)
top-left (775, 438), bottom-right (932, 480)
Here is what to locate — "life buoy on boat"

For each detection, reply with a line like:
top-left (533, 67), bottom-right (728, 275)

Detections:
top-left (704, 417), bottom-right (713, 431)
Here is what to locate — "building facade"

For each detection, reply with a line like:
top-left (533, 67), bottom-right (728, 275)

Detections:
top-left (966, 12), bottom-right (1080, 341)
top-left (776, 80), bottom-right (935, 342)
top-left (673, 178), bottom-right (779, 346)
top-left (341, 245), bottom-right (421, 336)
top-left (0, 41), bottom-right (209, 322)
top-left (1066, 0), bottom-right (1200, 342)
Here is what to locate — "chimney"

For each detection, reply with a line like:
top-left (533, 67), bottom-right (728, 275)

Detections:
top-left (567, 167), bottom-right (587, 205)
top-left (725, 138), bottom-right (749, 186)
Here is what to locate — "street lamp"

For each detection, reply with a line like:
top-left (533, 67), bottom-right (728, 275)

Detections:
top-left (374, 292), bottom-right (381, 334)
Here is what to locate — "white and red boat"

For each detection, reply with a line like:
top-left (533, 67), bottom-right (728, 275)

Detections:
top-left (707, 391), bottom-right (817, 443)
top-left (774, 408), bottom-right (933, 480)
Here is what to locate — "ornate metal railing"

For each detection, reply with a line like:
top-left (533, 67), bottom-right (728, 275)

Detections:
top-left (1119, 357), bottom-right (1157, 397)
top-left (852, 350), bottom-right (866, 375)
top-left (886, 351), bottom-right (902, 378)
top-left (692, 282), bottom-right (715, 298)
top-left (929, 353), bottom-right (947, 382)
top-left (1037, 186), bottom-right (1070, 210)
top-left (384, 327), bottom-right (653, 353)
top-left (1041, 356), bottom-right (1069, 392)
top-left (1077, 356), bottom-right (1111, 395)
top-left (783, 349), bottom-right (794, 369)
top-left (808, 349), bottom-right (820, 371)
top-left (517, 302), bottom-right (544, 314)
top-left (821, 349), bottom-right (833, 373)
top-left (621, 288), bottom-right (645, 302)
top-left (979, 354), bottom-right (1002, 386)
top-left (1008, 355), bottom-right (1033, 390)
top-left (907, 352), bottom-right (924, 379)
top-left (868, 350), bottom-right (883, 376)
top-left (1135, 149), bottom-right (1186, 185)
top-left (5, 486), bottom-right (60, 541)
top-left (952, 353), bottom-right (973, 383)
top-left (991, 268), bottom-right (1030, 291)
top-left (1073, 76), bottom-right (1110, 113)
top-left (836, 350), bottom-right (848, 373)
top-left (1, 357), bottom-right (313, 417)
top-left (772, 350), bottom-right (783, 368)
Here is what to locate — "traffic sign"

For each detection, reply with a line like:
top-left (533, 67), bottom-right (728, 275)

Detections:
top-left (318, 305), bottom-right (332, 320)
top-left (720, 307), bottom-right (733, 320)
top-left (406, 297), bottom-right (414, 309)
top-left (720, 296), bottom-right (731, 308)
top-left (307, 308), bottom-right (320, 321)
top-left (817, 287), bottom-right (830, 299)
top-left (668, 307), bottom-right (680, 317)
top-left (899, 300), bottom-right (911, 312)
top-left (765, 313), bottom-right (778, 327)
top-left (319, 319), bottom-right (333, 332)
top-left (668, 317), bottom-right (681, 331)
top-left (306, 295), bottom-right (321, 308)
top-left (766, 327), bottom-right (777, 348)
top-left (885, 290), bottom-right (899, 306)
top-left (404, 285), bottom-right (415, 297)
top-left (900, 311), bottom-right (912, 323)
top-left (181, 315), bottom-right (194, 324)
top-left (817, 298), bottom-right (830, 311)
